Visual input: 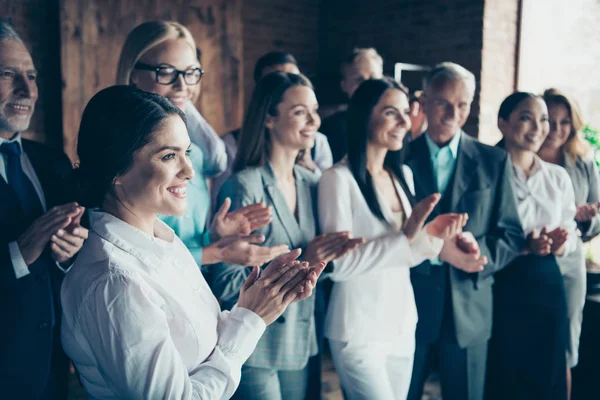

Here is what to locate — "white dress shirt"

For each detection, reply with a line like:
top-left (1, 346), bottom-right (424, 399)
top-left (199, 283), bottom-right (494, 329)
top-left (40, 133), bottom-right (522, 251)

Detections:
top-left (1, 133), bottom-right (49, 279)
top-left (511, 156), bottom-right (578, 259)
top-left (61, 211), bottom-right (266, 399)
top-left (318, 161), bottom-right (443, 343)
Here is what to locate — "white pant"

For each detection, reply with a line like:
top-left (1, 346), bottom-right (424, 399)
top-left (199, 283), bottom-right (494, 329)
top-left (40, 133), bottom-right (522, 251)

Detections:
top-left (329, 334), bottom-right (415, 400)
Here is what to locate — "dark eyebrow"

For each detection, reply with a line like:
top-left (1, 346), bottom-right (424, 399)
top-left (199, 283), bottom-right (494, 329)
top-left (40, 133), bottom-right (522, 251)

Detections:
top-left (382, 106), bottom-right (400, 112)
top-left (153, 144), bottom-right (191, 154)
top-left (288, 104), bottom-right (308, 110)
top-left (0, 65), bottom-right (37, 73)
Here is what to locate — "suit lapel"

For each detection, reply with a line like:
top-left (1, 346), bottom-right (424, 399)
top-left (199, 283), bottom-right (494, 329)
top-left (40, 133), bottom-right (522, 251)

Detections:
top-left (261, 165), bottom-right (304, 249)
top-left (294, 166), bottom-right (316, 244)
top-left (405, 135), bottom-right (436, 201)
top-left (449, 133), bottom-right (478, 211)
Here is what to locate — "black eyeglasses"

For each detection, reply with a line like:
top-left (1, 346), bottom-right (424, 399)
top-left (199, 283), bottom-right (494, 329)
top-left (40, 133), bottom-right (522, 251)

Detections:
top-left (134, 62), bottom-right (204, 85)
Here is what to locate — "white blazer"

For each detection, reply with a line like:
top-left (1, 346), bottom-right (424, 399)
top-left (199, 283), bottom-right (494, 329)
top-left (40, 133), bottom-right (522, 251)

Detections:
top-left (318, 161), bottom-right (443, 343)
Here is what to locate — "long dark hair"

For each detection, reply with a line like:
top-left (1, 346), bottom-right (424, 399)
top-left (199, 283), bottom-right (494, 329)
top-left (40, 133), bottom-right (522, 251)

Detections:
top-left (72, 85), bottom-right (185, 208)
top-left (347, 77), bottom-right (411, 222)
top-left (233, 71), bottom-right (313, 173)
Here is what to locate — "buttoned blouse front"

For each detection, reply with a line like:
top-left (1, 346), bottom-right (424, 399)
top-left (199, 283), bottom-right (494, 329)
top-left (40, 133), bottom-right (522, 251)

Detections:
top-left (60, 211), bottom-right (265, 400)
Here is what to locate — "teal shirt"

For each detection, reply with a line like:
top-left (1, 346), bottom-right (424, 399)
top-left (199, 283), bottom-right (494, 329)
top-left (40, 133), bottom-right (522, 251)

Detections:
top-left (424, 131), bottom-right (461, 194)
top-left (424, 131), bottom-right (461, 265)
top-left (159, 143), bottom-right (211, 269)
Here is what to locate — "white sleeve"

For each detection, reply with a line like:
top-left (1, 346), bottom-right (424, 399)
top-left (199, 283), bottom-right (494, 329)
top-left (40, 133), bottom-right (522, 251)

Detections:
top-left (317, 168), bottom-right (442, 282)
top-left (77, 274), bottom-right (265, 400)
top-left (185, 101), bottom-right (227, 178)
top-left (313, 133), bottom-right (333, 172)
top-left (557, 169), bottom-right (579, 257)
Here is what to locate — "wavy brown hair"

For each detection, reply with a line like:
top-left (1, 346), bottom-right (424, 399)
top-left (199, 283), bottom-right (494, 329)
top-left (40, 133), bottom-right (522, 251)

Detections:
top-left (543, 88), bottom-right (588, 158)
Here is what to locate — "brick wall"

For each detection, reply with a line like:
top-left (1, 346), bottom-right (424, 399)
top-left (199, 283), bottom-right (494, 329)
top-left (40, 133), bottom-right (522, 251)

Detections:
top-left (318, 0), bottom-right (487, 137)
top-left (241, 0), bottom-right (321, 110)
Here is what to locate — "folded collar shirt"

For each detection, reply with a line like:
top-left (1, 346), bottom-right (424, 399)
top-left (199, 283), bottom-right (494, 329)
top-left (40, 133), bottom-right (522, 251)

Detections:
top-left (60, 211), bottom-right (265, 399)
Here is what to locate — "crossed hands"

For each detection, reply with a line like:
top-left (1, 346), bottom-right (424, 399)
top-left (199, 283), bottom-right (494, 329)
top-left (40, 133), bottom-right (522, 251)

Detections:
top-left (17, 202), bottom-right (88, 266)
top-left (528, 226), bottom-right (568, 256)
top-left (238, 249), bottom-right (326, 325)
top-left (575, 202), bottom-right (600, 223)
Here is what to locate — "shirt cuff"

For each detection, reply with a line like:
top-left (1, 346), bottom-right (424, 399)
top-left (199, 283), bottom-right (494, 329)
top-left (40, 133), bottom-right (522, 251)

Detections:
top-left (9, 241), bottom-right (30, 279)
top-left (217, 305), bottom-right (266, 364)
top-left (55, 261), bottom-right (73, 274)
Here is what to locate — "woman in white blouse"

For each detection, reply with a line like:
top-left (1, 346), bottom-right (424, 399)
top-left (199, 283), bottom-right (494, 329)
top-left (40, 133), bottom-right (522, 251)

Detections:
top-left (487, 92), bottom-right (578, 400)
top-left (318, 78), bottom-right (469, 400)
top-left (60, 86), bottom-right (324, 399)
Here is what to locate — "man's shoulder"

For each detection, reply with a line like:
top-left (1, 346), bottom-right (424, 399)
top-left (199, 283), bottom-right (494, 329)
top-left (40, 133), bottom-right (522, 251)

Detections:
top-left (22, 139), bottom-right (72, 167)
top-left (462, 134), bottom-right (508, 163)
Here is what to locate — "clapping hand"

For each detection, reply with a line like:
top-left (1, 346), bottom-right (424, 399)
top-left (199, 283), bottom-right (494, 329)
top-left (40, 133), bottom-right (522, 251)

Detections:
top-left (547, 227), bottom-right (568, 256)
top-left (303, 232), bottom-right (365, 267)
top-left (17, 202), bottom-right (87, 266)
top-left (425, 213), bottom-right (468, 240)
top-left (440, 231), bottom-right (487, 273)
top-left (211, 198), bottom-right (272, 238)
top-left (575, 202), bottom-right (600, 223)
top-left (206, 234), bottom-right (290, 266)
top-left (527, 227), bottom-right (552, 256)
top-left (238, 249), bottom-right (327, 325)
top-left (403, 194), bottom-right (441, 242)
top-left (50, 205), bottom-right (89, 265)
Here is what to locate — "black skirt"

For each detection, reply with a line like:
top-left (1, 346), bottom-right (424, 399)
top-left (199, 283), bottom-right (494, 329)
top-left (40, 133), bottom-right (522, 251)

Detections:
top-left (486, 254), bottom-right (568, 400)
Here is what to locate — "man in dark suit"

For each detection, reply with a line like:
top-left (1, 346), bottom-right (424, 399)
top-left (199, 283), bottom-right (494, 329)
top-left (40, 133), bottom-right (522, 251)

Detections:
top-left (0, 23), bottom-right (88, 399)
top-left (405, 62), bottom-right (524, 400)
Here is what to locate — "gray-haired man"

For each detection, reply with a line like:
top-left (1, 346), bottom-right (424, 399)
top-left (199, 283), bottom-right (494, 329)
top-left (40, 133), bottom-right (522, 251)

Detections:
top-left (404, 62), bottom-right (523, 400)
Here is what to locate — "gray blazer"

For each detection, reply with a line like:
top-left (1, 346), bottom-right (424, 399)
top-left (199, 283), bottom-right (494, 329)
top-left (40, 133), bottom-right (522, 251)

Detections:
top-left (563, 154), bottom-right (600, 242)
top-left (211, 164), bottom-right (319, 370)
top-left (405, 132), bottom-right (524, 348)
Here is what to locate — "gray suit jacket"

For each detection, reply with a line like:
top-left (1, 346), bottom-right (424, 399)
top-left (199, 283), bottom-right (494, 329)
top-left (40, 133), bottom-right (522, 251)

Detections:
top-left (563, 154), bottom-right (600, 242)
top-left (405, 132), bottom-right (524, 348)
top-left (211, 164), bottom-right (319, 370)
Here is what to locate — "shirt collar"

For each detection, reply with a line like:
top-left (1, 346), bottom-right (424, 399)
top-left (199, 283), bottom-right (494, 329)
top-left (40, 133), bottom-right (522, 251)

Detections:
top-left (90, 211), bottom-right (176, 268)
top-left (424, 130), bottom-right (461, 159)
top-left (0, 132), bottom-right (23, 148)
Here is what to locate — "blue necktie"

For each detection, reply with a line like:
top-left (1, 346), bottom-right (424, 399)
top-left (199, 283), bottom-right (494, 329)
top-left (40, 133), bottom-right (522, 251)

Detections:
top-left (1, 141), bottom-right (44, 221)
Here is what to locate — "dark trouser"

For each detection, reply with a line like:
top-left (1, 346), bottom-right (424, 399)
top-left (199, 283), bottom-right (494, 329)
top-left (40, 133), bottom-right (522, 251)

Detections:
top-left (408, 337), bottom-right (487, 400)
top-left (408, 272), bottom-right (487, 400)
top-left (571, 299), bottom-right (600, 400)
top-left (485, 255), bottom-right (568, 400)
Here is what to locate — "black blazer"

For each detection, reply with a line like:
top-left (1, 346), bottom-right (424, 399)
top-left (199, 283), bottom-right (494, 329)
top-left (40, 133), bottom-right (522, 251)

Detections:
top-left (0, 139), bottom-right (73, 399)
top-left (404, 132), bottom-right (524, 348)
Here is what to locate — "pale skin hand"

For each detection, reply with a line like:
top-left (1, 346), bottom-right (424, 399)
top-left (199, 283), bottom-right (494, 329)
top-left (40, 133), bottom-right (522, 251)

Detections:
top-left (575, 202), bottom-right (600, 223)
top-left (425, 213), bottom-right (468, 240)
top-left (211, 198), bottom-right (272, 239)
top-left (17, 202), bottom-right (84, 266)
top-left (547, 227), bottom-right (568, 256)
top-left (50, 206), bottom-right (89, 265)
top-left (439, 231), bottom-right (488, 273)
top-left (296, 150), bottom-right (318, 173)
top-left (201, 233), bottom-right (289, 266)
top-left (403, 193), bottom-right (441, 242)
top-left (237, 249), bottom-right (326, 325)
top-left (527, 227), bottom-right (552, 256)
top-left (302, 232), bottom-right (365, 267)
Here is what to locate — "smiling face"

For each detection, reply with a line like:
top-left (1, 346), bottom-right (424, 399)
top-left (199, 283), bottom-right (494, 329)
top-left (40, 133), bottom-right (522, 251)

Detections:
top-left (266, 85), bottom-right (321, 151)
top-left (422, 78), bottom-right (473, 146)
top-left (113, 115), bottom-right (194, 219)
top-left (0, 40), bottom-right (38, 139)
top-left (368, 88), bottom-right (411, 151)
top-left (130, 38), bottom-right (200, 110)
top-left (499, 97), bottom-right (549, 153)
top-left (542, 102), bottom-right (572, 151)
